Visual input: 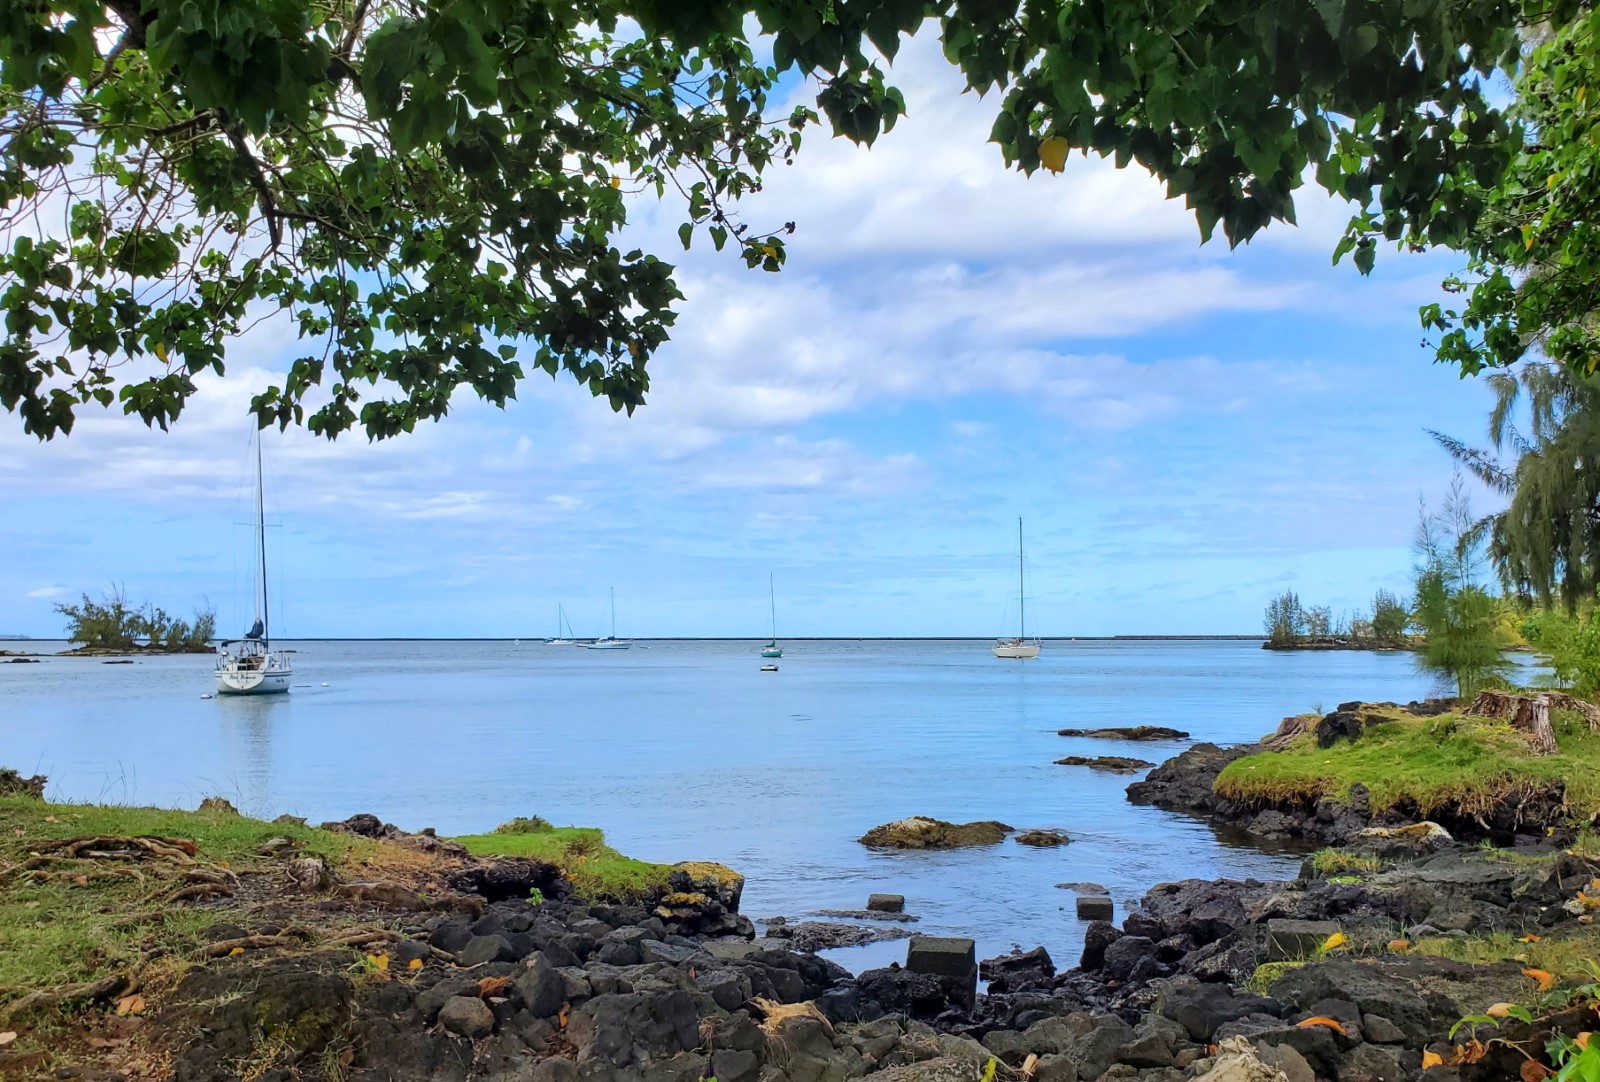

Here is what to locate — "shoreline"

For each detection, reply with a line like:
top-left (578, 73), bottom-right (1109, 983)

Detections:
top-left (6, 688), bottom-right (1600, 1082)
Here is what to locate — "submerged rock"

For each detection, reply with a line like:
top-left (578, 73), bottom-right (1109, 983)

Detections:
top-left (813, 907), bottom-right (920, 923)
top-left (1057, 725), bottom-right (1190, 740)
top-left (1056, 881), bottom-right (1110, 895)
top-left (761, 919), bottom-right (913, 951)
top-left (1015, 829), bottom-right (1072, 847)
top-left (859, 817), bottom-right (1012, 849)
top-left (1055, 755), bottom-right (1157, 772)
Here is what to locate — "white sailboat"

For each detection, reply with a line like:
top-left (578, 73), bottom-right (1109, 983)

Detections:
top-left (545, 604), bottom-right (579, 645)
top-left (761, 574), bottom-right (783, 658)
top-left (993, 517), bottom-right (1042, 660)
top-left (216, 436), bottom-right (294, 695)
top-left (584, 588), bottom-right (632, 650)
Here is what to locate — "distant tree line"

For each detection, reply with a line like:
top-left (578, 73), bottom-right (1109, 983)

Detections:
top-left (55, 588), bottom-right (215, 652)
top-left (1262, 589), bottom-right (1409, 650)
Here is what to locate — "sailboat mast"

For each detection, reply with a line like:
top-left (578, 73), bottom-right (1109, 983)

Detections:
top-left (769, 573), bottom-right (777, 641)
top-left (257, 433), bottom-right (270, 647)
top-left (610, 587), bottom-right (616, 639)
top-left (1017, 517), bottom-right (1025, 641)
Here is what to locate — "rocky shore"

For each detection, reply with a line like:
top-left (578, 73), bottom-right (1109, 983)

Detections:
top-left (8, 695), bottom-right (1600, 1082)
top-left (77, 813), bottom-right (1599, 1082)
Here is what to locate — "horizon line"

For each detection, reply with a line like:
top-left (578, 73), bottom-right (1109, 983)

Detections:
top-left (1, 633), bottom-right (1269, 642)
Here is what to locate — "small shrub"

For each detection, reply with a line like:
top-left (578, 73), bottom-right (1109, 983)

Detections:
top-left (493, 816), bottom-right (553, 835)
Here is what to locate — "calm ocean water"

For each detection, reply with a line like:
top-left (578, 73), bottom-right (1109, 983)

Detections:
top-left (0, 638), bottom-right (1476, 970)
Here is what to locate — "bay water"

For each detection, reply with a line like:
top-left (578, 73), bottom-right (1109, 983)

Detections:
top-left (0, 638), bottom-right (1453, 970)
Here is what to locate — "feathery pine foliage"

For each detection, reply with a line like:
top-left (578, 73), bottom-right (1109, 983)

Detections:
top-left (1410, 479), bottom-right (1515, 697)
top-left (1432, 363), bottom-right (1600, 610)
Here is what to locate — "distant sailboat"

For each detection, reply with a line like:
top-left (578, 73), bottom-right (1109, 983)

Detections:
top-left (546, 604), bottom-right (579, 645)
top-left (761, 574), bottom-right (783, 658)
top-left (585, 588), bottom-right (632, 650)
top-left (216, 435), bottom-right (294, 694)
top-left (993, 517), bottom-right (1041, 660)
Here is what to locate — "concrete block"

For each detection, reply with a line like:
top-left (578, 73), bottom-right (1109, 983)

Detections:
top-left (1076, 896), bottom-right (1114, 921)
top-left (1266, 919), bottom-right (1341, 961)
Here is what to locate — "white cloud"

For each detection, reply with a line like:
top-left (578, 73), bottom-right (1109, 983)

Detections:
top-left (25, 585), bottom-right (66, 599)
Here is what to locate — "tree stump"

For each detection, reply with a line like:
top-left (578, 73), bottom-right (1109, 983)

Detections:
top-left (1469, 691), bottom-right (1560, 755)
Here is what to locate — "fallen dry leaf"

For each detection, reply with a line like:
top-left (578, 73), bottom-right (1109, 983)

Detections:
top-left (1487, 1003), bottom-right (1515, 1019)
top-left (1456, 1039), bottom-right (1487, 1065)
top-left (115, 994), bottom-right (145, 1016)
top-left (558, 1004), bottom-right (570, 1029)
top-left (477, 976), bottom-right (514, 999)
top-left (366, 953), bottom-right (389, 972)
top-left (1321, 931), bottom-right (1348, 951)
top-left (1297, 1016), bottom-right (1350, 1036)
top-left (1021, 1053), bottom-right (1039, 1080)
top-left (86, 1036), bottom-right (127, 1050)
top-left (1522, 1059), bottom-right (1552, 1082)
top-left (43, 816), bottom-right (55, 823)
top-left (1520, 935), bottom-right (1542, 943)
top-left (228, 946), bottom-right (245, 957)
top-left (1578, 1034), bottom-right (1592, 1051)
top-left (1388, 939), bottom-right (1411, 952)
top-left (73, 874), bottom-right (88, 886)
top-left (0, 1032), bottom-right (16, 1047)
top-left (1524, 968), bottom-right (1556, 993)
top-left (407, 958), bottom-right (423, 971)
top-left (1422, 1051), bottom-right (1444, 1070)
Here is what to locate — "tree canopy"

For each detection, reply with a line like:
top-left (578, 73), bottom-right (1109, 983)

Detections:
top-left (1, 0), bottom-right (1543, 439)
top-left (1425, 10), bottom-right (1600, 380)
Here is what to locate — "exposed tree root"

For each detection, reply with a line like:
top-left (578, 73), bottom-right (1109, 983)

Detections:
top-left (34, 835), bottom-right (198, 864)
top-left (325, 927), bottom-right (455, 961)
top-left (0, 974), bottom-right (129, 1022)
top-left (168, 881), bottom-right (234, 902)
top-left (197, 928), bottom-right (314, 959)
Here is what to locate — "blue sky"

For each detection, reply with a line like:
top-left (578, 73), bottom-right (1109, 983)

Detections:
top-left (0, 38), bottom-right (1505, 639)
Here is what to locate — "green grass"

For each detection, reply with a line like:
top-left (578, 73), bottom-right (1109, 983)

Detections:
top-left (1408, 929), bottom-right (1600, 983)
top-left (1310, 848), bottom-right (1383, 876)
top-left (1247, 961), bottom-right (1306, 994)
top-left (0, 794), bottom-right (385, 1040)
top-left (1217, 705), bottom-right (1600, 819)
top-left (453, 819), bottom-right (674, 901)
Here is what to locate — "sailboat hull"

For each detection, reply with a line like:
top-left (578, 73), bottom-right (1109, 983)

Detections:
top-left (215, 665), bottom-right (293, 695)
top-left (761, 647), bottom-right (783, 658)
top-left (584, 639), bottom-right (631, 650)
top-left (992, 641), bottom-right (1040, 659)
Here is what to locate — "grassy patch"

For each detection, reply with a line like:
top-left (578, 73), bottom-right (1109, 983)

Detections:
top-left (1408, 929), bottom-right (1600, 983)
top-left (1216, 705), bottom-right (1600, 819)
top-left (454, 819), bottom-right (673, 901)
top-left (0, 796), bottom-right (380, 996)
top-left (1310, 848), bottom-right (1383, 876)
